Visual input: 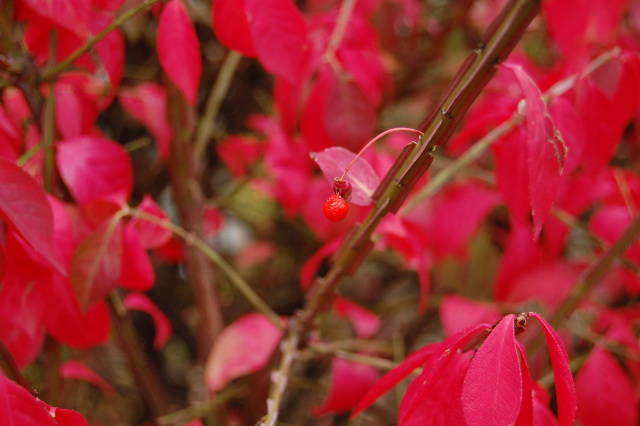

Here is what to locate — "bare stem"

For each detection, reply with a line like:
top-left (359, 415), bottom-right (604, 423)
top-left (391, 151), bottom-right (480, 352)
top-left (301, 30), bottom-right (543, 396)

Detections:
top-left (0, 339), bottom-right (38, 396)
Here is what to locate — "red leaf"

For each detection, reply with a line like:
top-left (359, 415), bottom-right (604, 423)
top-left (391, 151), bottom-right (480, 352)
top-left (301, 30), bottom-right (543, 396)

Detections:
top-left (462, 315), bottom-right (523, 426)
top-left (70, 219), bottom-right (123, 311)
top-left (425, 181), bottom-right (500, 261)
top-left (157, 0), bottom-right (201, 105)
top-left (56, 136), bottom-right (133, 206)
top-left (440, 295), bottom-right (502, 338)
top-left (351, 343), bottom-right (441, 419)
top-left (60, 360), bottom-right (115, 397)
top-left (41, 403), bottom-right (88, 426)
top-left (313, 358), bottom-right (379, 417)
top-left (54, 77), bottom-right (99, 140)
top-left (19, 0), bottom-right (90, 38)
top-left (311, 146), bottom-right (380, 206)
top-left (0, 159), bottom-right (64, 274)
top-left (324, 71), bottom-right (377, 151)
top-left (300, 237), bottom-right (343, 290)
top-left (119, 83), bottom-right (173, 161)
top-left (333, 296), bottom-right (381, 338)
top-left (529, 312), bottom-right (577, 426)
top-left (124, 293), bottom-right (173, 350)
top-left (118, 223), bottom-right (155, 291)
top-left (245, 0), bottom-right (309, 83)
top-left (205, 313), bottom-right (283, 392)
top-left (212, 0), bottom-right (257, 57)
top-left (399, 324), bottom-right (492, 424)
top-left (504, 63), bottom-right (565, 239)
top-left (514, 343), bottom-right (534, 426)
top-left (576, 346), bottom-right (637, 426)
top-left (130, 195), bottom-right (172, 250)
top-left (0, 375), bottom-right (57, 426)
top-left (400, 350), bottom-right (471, 425)
top-left (44, 274), bottom-right (111, 349)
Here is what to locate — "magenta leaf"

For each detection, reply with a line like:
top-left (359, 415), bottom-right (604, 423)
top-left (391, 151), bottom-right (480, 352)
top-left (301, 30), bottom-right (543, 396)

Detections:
top-left (205, 313), bottom-right (283, 392)
top-left (212, 0), bottom-right (257, 57)
top-left (157, 0), bottom-right (201, 105)
top-left (70, 219), bottom-right (123, 311)
top-left (0, 159), bottom-right (64, 274)
top-left (124, 292), bottom-right (172, 350)
top-left (310, 146), bottom-right (380, 206)
top-left (504, 62), bottom-right (566, 240)
top-left (56, 136), bottom-right (133, 207)
top-left (462, 315), bottom-right (523, 426)
top-left (60, 360), bottom-right (115, 396)
top-left (529, 312), bottom-right (577, 426)
top-left (576, 346), bottom-right (637, 426)
top-left (119, 83), bottom-right (173, 161)
top-left (245, 0), bottom-right (309, 83)
top-left (351, 342), bottom-right (441, 419)
top-left (313, 358), bottom-right (378, 417)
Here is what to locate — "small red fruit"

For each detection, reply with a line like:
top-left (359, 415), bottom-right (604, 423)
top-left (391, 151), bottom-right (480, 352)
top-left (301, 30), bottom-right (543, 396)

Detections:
top-left (323, 194), bottom-right (348, 222)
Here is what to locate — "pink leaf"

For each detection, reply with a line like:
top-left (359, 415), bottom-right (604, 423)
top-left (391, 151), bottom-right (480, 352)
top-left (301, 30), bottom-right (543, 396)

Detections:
top-left (440, 295), bottom-right (502, 338)
top-left (245, 0), bottom-right (309, 83)
top-left (514, 343), bottom-right (534, 426)
top-left (351, 343), bottom-right (441, 419)
top-left (56, 136), bottom-right (133, 206)
top-left (0, 375), bottom-right (57, 426)
top-left (311, 146), bottom-right (380, 206)
top-left (60, 360), bottom-right (115, 396)
top-left (313, 358), bottom-right (379, 417)
top-left (130, 194), bottom-right (172, 250)
top-left (41, 403), bottom-right (88, 426)
top-left (118, 223), bottom-right (155, 291)
top-left (157, 0), bottom-right (201, 105)
top-left (504, 63), bottom-right (565, 239)
top-left (119, 83), bottom-right (173, 161)
top-left (0, 159), bottom-right (64, 274)
top-left (576, 346), bottom-right (637, 426)
top-left (70, 219), bottom-right (123, 311)
top-left (300, 237), bottom-right (343, 290)
top-left (333, 296), bottom-right (381, 338)
top-left (205, 313), bottom-right (283, 392)
top-left (212, 0), bottom-right (257, 57)
top-left (124, 293), bottom-right (172, 350)
top-left (529, 312), bottom-right (577, 426)
top-left (462, 315), bottom-right (523, 426)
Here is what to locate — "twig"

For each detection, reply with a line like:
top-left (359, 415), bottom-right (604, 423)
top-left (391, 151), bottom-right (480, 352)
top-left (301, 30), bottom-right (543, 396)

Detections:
top-left (0, 339), bottom-right (38, 397)
top-left (129, 209), bottom-right (284, 330)
top-left (194, 50), bottom-right (242, 161)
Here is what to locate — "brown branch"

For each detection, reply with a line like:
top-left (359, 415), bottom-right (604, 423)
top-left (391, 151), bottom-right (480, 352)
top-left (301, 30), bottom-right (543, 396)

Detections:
top-left (166, 83), bottom-right (224, 362)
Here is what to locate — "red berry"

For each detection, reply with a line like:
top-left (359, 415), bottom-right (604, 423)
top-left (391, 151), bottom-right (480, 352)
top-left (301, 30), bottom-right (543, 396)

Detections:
top-left (323, 194), bottom-right (348, 222)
